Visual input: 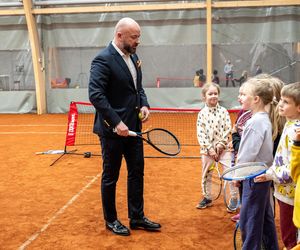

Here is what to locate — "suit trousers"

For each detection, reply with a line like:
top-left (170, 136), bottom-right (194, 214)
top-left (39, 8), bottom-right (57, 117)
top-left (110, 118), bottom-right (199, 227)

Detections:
top-left (99, 135), bottom-right (145, 223)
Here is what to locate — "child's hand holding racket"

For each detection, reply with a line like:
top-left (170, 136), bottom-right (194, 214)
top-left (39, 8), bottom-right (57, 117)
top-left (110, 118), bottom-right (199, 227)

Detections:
top-left (254, 174), bottom-right (268, 182)
top-left (231, 124), bottom-right (238, 134)
top-left (208, 147), bottom-right (218, 161)
top-left (216, 143), bottom-right (225, 156)
top-left (254, 173), bottom-right (272, 183)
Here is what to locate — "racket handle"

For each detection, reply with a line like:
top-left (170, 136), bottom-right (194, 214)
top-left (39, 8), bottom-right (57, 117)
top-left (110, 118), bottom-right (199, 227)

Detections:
top-left (113, 128), bottom-right (138, 137)
top-left (128, 131), bottom-right (138, 137)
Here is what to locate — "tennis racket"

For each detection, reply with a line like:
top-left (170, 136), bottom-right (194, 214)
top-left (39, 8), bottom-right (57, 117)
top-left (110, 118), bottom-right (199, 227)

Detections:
top-left (128, 128), bottom-right (181, 156)
top-left (234, 222), bottom-right (243, 250)
top-left (234, 222), bottom-right (266, 250)
top-left (203, 161), bottom-right (222, 201)
top-left (223, 180), bottom-right (240, 212)
top-left (235, 110), bottom-right (252, 136)
top-left (222, 162), bottom-right (268, 181)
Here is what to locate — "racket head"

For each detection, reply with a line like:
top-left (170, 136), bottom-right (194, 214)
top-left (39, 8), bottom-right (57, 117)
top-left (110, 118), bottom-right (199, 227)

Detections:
top-left (144, 128), bottom-right (181, 156)
top-left (235, 110), bottom-right (252, 136)
top-left (223, 180), bottom-right (240, 212)
top-left (234, 222), bottom-right (243, 250)
top-left (203, 162), bottom-right (222, 200)
top-left (221, 162), bottom-right (268, 181)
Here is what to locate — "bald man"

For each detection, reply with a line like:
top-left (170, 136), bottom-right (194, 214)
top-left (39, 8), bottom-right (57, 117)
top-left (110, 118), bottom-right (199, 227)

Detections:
top-left (89, 17), bottom-right (161, 236)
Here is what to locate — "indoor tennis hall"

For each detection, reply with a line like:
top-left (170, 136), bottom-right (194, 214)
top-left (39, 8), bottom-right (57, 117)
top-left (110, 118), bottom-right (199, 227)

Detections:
top-left (0, 1), bottom-right (299, 249)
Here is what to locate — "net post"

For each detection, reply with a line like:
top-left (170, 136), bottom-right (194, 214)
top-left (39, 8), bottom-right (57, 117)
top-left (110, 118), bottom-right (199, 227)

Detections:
top-left (50, 102), bottom-right (79, 166)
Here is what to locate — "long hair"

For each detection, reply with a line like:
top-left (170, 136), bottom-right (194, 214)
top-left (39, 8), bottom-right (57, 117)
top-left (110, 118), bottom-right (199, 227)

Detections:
top-left (253, 74), bottom-right (286, 141)
top-left (268, 77), bottom-right (286, 141)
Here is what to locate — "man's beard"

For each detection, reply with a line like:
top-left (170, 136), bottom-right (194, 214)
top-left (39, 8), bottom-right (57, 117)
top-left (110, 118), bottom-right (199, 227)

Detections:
top-left (124, 44), bottom-right (136, 54)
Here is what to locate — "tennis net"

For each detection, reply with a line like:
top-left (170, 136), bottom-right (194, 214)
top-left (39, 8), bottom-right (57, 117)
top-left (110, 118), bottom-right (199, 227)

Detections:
top-left (61, 102), bottom-right (238, 160)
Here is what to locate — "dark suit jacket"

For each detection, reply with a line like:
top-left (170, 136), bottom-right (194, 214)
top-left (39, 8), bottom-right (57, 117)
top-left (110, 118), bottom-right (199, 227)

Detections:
top-left (89, 42), bottom-right (149, 137)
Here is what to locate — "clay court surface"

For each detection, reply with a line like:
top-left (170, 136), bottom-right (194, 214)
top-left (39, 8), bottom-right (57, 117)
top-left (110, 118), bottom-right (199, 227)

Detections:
top-left (0, 114), bottom-right (283, 249)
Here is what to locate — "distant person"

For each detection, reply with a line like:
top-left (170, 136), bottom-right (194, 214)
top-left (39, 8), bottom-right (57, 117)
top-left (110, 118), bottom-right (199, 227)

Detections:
top-left (255, 64), bottom-right (262, 75)
top-left (224, 60), bottom-right (235, 87)
top-left (193, 70), bottom-right (200, 87)
top-left (89, 17), bottom-right (161, 236)
top-left (193, 69), bottom-right (206, 87)
top-left (212, 69), bottom-right (220, 85)
top-left (234, 70), bottom-right (248, 86)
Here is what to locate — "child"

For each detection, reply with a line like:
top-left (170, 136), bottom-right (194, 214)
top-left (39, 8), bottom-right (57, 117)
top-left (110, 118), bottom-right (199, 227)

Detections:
top-left (234, 70), bottom-right (248, 86)
top-left (231, 75), bottom-right (286, 222)
top-left (237, 77), bottom-right (279, 249)
top-left (196, 82), bottom-right (234, 209)
top-left (255, 82), bottom-right (300, 249)
top-left (212, 69), bottom-right (220, 85)
top-left (230, 84), bottom-right (252, 221)
top-left (291, 126), bottom-right (300, 248)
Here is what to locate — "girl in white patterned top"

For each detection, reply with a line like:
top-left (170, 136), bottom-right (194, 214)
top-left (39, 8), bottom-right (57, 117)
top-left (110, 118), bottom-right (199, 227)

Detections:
top-left (196, 82), bottom-right (235, 209)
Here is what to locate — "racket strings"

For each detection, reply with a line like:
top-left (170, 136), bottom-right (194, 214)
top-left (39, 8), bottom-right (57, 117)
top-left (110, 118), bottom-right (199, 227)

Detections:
top-left (222, 162), bottom-right (267, 181)
top-left (147, 130), bottom-right (179, 155)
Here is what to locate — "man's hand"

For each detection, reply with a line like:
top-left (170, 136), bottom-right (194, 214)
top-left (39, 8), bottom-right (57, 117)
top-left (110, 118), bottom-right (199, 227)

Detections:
top-left (115, 121), bottom-right (129, 136)
top-left (140, 106), bottom-right (150, 122)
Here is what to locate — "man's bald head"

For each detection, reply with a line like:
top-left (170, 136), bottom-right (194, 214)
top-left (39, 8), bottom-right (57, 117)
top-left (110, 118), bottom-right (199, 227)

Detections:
top-left (113, 17), bottom-right (141, 55)
top-left (114, 17), bottom-right (140, 35)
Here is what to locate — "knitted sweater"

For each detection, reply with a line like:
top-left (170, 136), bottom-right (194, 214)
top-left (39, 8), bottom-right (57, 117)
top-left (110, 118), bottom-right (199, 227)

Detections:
top-left (196, 103), bottom-right (231, 154)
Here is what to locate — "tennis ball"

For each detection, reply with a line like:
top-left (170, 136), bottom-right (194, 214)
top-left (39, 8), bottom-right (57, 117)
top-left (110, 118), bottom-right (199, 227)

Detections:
top-left (138, 112), bottom-right (144, 120)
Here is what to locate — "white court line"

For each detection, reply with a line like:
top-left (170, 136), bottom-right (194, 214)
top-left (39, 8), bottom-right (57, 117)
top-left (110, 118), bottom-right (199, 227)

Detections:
top-left (18, 173), bottom-right (101, 250)
top-left (0, 124), bottom-right (65, 126)
top-left (0, 132), bottom-right (65, 134)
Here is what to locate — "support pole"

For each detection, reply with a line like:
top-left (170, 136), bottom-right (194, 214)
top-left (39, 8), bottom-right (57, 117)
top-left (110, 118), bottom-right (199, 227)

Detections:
top-left (23, 0), bottom-right (46, 114)
top-left (206, 0), bottom-right (212, 82)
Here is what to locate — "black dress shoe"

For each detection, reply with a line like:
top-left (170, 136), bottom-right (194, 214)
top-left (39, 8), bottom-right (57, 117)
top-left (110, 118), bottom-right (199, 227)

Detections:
top-left (106, 220), bottom-right (130, 236)
top-left (130, 217), bottom-right (161, 231)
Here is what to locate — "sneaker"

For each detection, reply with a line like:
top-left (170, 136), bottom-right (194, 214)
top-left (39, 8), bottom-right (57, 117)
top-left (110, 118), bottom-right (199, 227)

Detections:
top-left (227, 198), bottom-right (238, 213)
top-left (196, 197), bottom-right (212, 209)
top-left (231, 213), bottom-right (240, 222)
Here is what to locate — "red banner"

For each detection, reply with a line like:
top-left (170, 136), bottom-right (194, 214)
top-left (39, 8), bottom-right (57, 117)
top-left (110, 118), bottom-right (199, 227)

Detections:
top-left (65, 102), bottom-right (78, 146)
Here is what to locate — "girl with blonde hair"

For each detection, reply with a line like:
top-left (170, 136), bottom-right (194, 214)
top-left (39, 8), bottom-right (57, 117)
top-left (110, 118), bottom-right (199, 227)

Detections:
top-left (237, 77), bottom-right (279, 249)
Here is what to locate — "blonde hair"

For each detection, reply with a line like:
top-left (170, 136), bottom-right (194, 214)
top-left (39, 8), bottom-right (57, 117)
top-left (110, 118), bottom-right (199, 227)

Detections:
top-left (281, 82), bottom-right (300, 106)
top-left (252, 74), bottom-right (286, 140)
top-left (268, 77), bottom-right (286, 140)
top-left (244, 77), bottom-right (273, 105)
top-left (201, 82), bottom-right (220, 97)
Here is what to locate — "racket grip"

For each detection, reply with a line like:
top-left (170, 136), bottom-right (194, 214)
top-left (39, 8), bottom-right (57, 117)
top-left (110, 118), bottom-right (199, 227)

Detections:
top-left (128, 131), bottom-right (138, 137)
